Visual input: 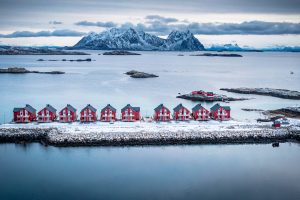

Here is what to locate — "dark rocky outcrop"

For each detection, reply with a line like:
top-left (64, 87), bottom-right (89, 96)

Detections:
top-left (0, 67), bottom-right (65, 74)
top-left (190, 53), bottom-right (243, 57)
top-left (220, 88), bottom-right (300, 100)
top-left (0, 46), bottom-right (89, 55)
top-left (102, 50), bottom-right (141, 55)
top-left (37, 58), bottom-right (92, 62)
top-left (125, 70), bottom-right (158, 78)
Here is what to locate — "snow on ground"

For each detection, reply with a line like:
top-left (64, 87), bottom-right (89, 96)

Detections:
top-left (1, 119), bottom-right (299, 144)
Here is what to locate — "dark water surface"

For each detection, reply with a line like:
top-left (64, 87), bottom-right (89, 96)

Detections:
top-left (0, 143), bottom-right (300, 200)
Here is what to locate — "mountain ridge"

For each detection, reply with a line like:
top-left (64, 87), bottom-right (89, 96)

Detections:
top-left (73, 28), bottom-right (205, 51)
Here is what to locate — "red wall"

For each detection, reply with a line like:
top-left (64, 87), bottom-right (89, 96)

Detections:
top-left (121, 108), bottom-right (140, 121)
top-left (193, 107), bottom-right (209, 120)
top-left (80, 108), bottom-right (97, 122)
top-left (38, 108), bottom-right (57, 122)
top-left (174, 107), bottom-right (190, 120)
top-left (13, 109), bottom-right (36, 123)
top-left (59, 107), bottom-right (77, 122)
top-left (100, 108), bottom-right (116, 121)
top-left (154, 107), bottom-right (171, 121)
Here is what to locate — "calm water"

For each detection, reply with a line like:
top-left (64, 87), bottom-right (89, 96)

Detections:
top-left (0, 143), bottom-right (299, 200)
top-left (0, 51), bottom-right (300, 123)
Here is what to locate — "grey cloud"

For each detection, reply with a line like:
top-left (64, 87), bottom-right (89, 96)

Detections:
top-left (126, 20), bottom-right (300, 35)
top-left (75, 21), bottom-right (117, 28)
top-left (145, 15), bottom-right (178, 23)
top-left (49, 21), bottom-right (63, 25)
top-left (0, 29), bottom-right (85, 38)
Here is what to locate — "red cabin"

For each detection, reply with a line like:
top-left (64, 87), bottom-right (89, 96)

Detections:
top-left (273, 120), bottom-right (281, 128)
top-left (173, 104), bottom-right (190, 121)
top-left (13, 104), bottom-right (36, 123)
top-left (121, 104), bottom-right (140, 122)
top-left (59, 104), bottom-right (77, 123)
top-left (192, 104), bottom-right (210, 121)
top-left (100, 104), bottom-right (117, 122)
top-left (80, 104), bottom-right (97, 122)
top-left (154, 104), bottom-right (171, 121)
top-left (191, 90), bottom-right (214, 97)
top-left (38, 104), bottom-right (57, 122)
top-left (210, 103), bottom-right (231, 121)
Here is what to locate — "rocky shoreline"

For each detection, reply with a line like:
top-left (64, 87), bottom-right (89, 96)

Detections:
top-left (0, 46), bottom-right (89, 55)
top-left (0, 123), bottom-right (299, 147)
top-left (220, 87), bottom-right (300, 100)
top-left (0, 67), bottom-right (65, 74)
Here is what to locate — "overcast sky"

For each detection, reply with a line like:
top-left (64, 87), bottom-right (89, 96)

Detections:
top-left (0, 0), bottom-right (299, 47)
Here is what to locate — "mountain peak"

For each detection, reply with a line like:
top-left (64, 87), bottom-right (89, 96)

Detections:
top-left (73, 28), bottom-right (205, 51)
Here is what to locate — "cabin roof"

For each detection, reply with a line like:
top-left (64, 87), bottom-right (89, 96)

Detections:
top-left (60, 104), bottom-right (76, 113)
top-left (101, 104), bottom-right (116, 112)
top-left (154, 104), bottom-right (170, 112)
top-left (14, 104), bottom-right (36, 113)
top-left (44, 104), bottom-right (57, 113)
top-left (173, 103), bottom-right (188, 112)
top-left (121, 104), bottom-right (140, 112)
top-left (192, 103), bottom-right (206, 112)
top-left (210, 103), bottom-right (231, 112)
top-left (81, 104), bottom-right (97, 113)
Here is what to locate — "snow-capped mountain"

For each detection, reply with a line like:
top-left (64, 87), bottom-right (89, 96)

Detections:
top-left (73, 28), bottom-right (205, 51)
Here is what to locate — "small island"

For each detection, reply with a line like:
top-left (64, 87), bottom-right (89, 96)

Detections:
top-left (220, 87), bottom-right (300, 100)
top-left (37, 58), bottom-right (92, 62)
top-left (125, 70), bottom-right (158, 78)
top-left (0, 67), bottom-right (65, 74)
top-left (0, 46), bottom-right (89, 55)
top-left (269, 107), bottom-right (300, 118)
top-left (190, 53), bottom-right (243, 57)
top-left (177, 90), bottom-right (248, 102)
top-left (102, 50), bottom-right (141, 55)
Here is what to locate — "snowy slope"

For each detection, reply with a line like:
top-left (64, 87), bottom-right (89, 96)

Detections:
top-left (73, 28), bottom-right (205, 51)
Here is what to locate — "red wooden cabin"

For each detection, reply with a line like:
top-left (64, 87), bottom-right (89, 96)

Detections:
top-left (273, 120), bottom-right (281, 128)
top-left (153, 104), bottom-right (171, 121)
top-left (100, 104), bottom-right (117, 122)
top-left (121, 104), bottom-right (140, 122)
top-left (80, 104), bottom-right (97, 122)
top-left (192, 104), bottom-right (210, 121)
top-left (173, 103), bottom-right (190, 121)
top-left (210, 103), bottom-right (231, 121)
top-left (13, 104), bottom-right (36, 123)
top-left (38, 104), bottom-right (57, 122)
top-left (59, 104), bottom-right (77, 122)
top-left (191, 90), bottom-right (214, 97)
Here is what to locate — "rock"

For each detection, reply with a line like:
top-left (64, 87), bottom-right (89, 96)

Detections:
top-left (268, 107), bottom-right (300, 119)
top-left (0, 67), bottom-right (64, 74)
top-left (37, 58), bottom-right (92, 62)
top-left (242, 108), bottom-right (264, 112)
top-left (190, 53), bottom-right (243, 57)
top-left (220, 87), bottom-right (300, 100)
top-left (125, 70), bottom-right (158, 78)
top-left (272, 142), bottom-right (279, 147)
top-left (103, 50), bottom-right (141, 55)
top-left (0, 46), bottom-right (90, 55)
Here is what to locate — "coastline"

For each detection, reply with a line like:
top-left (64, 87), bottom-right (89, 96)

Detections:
top-left (1, 121), bottom-right (299, 147)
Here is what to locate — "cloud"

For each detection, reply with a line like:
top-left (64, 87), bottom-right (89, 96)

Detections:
top-left (122, 19), bottom-right (300, 35)
top-left (75, 20), bottom-right (117, 28)
top-left (0, 29), bottom-right (85, 38)
top-left (145, 15), bottom-right (178, 23)
top-left (49, 21), bottom-right (63, 25)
